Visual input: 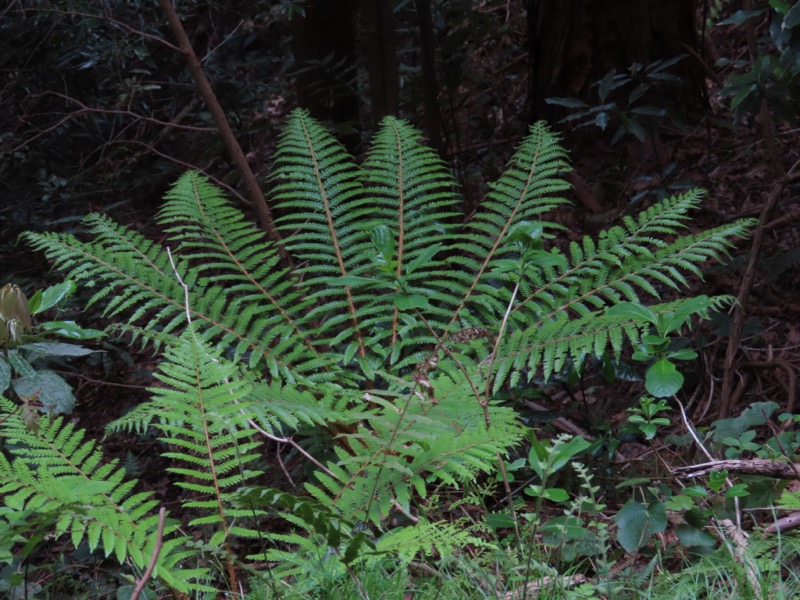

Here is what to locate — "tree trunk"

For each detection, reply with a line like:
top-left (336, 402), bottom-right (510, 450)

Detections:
top-left (292, 0), bottom-right (360, 150)
top-left (363, 0), bottom-right (399, 123)
top-left (415, 0), bottom-right (445, 154)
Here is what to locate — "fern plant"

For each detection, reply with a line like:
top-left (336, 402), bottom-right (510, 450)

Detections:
top-left (0, 394), bottom-right (209, 593)
top-left (4, 109), bottom-right (754, 591)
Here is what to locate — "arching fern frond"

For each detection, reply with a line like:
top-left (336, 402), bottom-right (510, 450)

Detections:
top-left (494, 295), bottom-right (737, 390)
top-left (0, 395), bottom-right (209, 592)
top-left (159, 172), bottom-right (324, 371)
top-left (23, 206), bottom-right (315, 382)
top-left (451, 121), bottom-right (572, 326)
top-left (516, 190), bottom-right (753, 320)
top-left (109, 329), bottom-right (265, 544)
top-left (541, 224), bottom-right (749, 321)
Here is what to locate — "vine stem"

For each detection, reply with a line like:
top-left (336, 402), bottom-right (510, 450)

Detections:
top-left (129, 507), bottom-right (166, 600)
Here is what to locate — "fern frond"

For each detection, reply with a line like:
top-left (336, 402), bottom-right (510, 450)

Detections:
top-left (375, 519), bottom-right (490, 566)
top-left (517, 191), bottom-right (756, 320)
top-left (23, 219), bottom-right (186, 343)
top-left (24, 184), bottom-right (324, 383)
top-left (305, 372), bottom-right (523, 524)
top-left (271, 109), bottom-right (371, 359)
top-left (112, 329), bottom-right (265, 543)
top-left (0, 395), bottom-right (206, 592)
top-left (356, 116), bottom-right (464, 364)
top-left (451, 122), bottom-right (572, 325)
top-left (495, 295), bottom-right (736, 389)
top-left (159, 171), bottom-right (324, 367)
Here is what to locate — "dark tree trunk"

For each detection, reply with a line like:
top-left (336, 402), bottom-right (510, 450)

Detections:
top-left (415, 0), bottom-right (445, 154)
top-left (528, 0), bottom-right (703, 122)
top-left (292, 0), bottom-right (360, 150)
top-left (363, 0), bottom-right (399, 123)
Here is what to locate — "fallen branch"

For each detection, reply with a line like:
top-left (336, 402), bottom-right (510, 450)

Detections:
top-left (764, 511), bottom-right (800, 535)
top-left (676, 458), bottom-right (800, 479)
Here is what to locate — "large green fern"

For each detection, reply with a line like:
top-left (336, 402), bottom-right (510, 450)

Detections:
top-left (8, 109), bottom-right (755, 591)
top-left (0, 395), bottom-right (209, 593)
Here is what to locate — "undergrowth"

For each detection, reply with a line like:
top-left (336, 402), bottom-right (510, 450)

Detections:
top-left (0, 109), bottom-right (763, 597)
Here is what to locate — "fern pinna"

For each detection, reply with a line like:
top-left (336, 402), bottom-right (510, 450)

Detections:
top-left (8, 109), bottom-right (753, 591)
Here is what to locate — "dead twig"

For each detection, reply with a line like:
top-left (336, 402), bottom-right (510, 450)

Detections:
top-left (718, 180), bottom-right (786, 418)
top-left (676, 458), bottom-right (800, 479)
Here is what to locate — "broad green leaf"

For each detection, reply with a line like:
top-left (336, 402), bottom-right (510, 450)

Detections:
top-left (630, 107), bottom-right (667, 117)
top-left (665, 494), bottom-right (695, 511)
top-left (328, 275), bottom-right (385, 289)
top-left (668, 348), bottom-right (697, 361)
top-left (645, 359), bottom-right (683, 397)
top-left (716, 9), bottom-right (767, 25)
top-left (785, 1), bottom-right (800, 27)
top-left (12, 370), bottom-right (76, 414)
top-left (606, 302), bottom-right (656, 324)
top-left (676, 523), bottom-right (716, 548)
top-left (22, 342), bottom-right (97, 357)
top-left (540, 516), bottom-right (590, 540)
top-left (545, 97), bottom-right (589, 109)
top-left (614, 501), bottom-right (666, 553)
top-left (38, 321), bottom-right (105, 340)
top-left (597, 70), bottom-right (616, 102)
top-left (711, 401), bottom-right (779, 442)
top-left (405, 244), bottom-right (442, 276)
top-left (723, 483), bottom-right (750, 498)
top-left (370, 224), bottom-right (395, 263)
top-left (508, 221), bottom-right (544, 248)
top-left (595, 110), bottom-right (610, 130)
top-left (35, 281), bottom-right (77, 315)
top-left (542, 487), bottom-right (569, 502)
top-left (550, 436), bottom-right (592, 473)
top-left (394, 294), bottom-right (429, 310)
top-left (485, 513), bottom-right (516, 530)
top-left (526, 250), bottom-right (566, 269)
